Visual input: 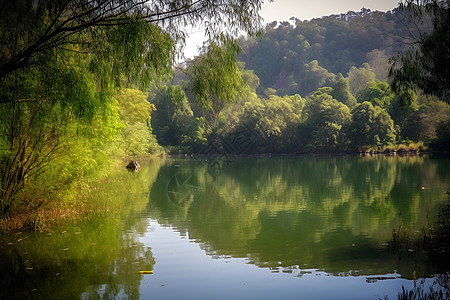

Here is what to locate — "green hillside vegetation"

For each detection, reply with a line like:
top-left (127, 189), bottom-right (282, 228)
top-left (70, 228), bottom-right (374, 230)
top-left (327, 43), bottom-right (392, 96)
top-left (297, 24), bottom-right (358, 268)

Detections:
top-left (151, 7), bottom-right (449, 155)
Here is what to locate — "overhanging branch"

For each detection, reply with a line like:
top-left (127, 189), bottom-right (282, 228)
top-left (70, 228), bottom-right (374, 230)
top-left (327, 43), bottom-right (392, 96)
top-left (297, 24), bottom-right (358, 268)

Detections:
top-left (0, 0), bottom-right (208, 81)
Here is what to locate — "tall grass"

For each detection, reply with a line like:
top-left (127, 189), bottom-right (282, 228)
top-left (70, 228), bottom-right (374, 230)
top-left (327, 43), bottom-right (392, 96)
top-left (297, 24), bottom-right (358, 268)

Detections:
top-left (382, 204), bottom-right (450, 300)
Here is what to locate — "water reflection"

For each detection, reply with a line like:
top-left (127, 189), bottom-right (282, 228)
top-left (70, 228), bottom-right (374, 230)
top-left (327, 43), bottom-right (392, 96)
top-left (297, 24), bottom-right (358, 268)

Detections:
top-left (0, 160), bottom-right (163, 299)
top-left (147, 156), bottom-right (449, 277)
top-left (1, 156), bottom-right (448, 299)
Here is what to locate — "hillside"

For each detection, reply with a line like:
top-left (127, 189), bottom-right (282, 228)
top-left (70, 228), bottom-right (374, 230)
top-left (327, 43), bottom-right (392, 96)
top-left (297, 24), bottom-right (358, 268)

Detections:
top-left (238, 8), bottom-right (416, 96)
top-left (155, 7), bottom-right (449, 154)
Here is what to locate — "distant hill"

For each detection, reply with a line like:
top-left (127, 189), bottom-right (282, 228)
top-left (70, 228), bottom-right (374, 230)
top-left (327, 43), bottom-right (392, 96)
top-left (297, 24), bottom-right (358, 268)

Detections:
top-left (238, 7), bottom-right (415, 96)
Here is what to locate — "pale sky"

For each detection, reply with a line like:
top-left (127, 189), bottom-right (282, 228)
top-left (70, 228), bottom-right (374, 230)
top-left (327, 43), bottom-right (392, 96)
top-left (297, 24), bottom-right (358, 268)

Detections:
top-left (260, 0), bottom-right (400, 22)
top-left (183, 0), bottom-right (401, 59)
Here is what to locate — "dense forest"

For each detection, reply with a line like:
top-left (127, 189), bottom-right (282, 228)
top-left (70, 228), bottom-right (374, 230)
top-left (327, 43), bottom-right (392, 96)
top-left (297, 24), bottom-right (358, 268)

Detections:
top-left (151, 6), bottom-right (450, 155)
top-left (0, 0), bottom-right (449, 217)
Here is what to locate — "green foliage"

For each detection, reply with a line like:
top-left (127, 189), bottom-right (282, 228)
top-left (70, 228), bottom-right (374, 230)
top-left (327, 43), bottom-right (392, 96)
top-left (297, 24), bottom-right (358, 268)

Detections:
top-left (0, 0), bottom-right (265, 83)
top-left (387, 97), bottom-right (420, 141)
top-left (263, 88), bottom-right (277, 98)
top-left (357, 80), bottom-right (393, 108)
top-left (151, 85), bottom-right (194, 146)
top-left (330, 74), bottom-right (357, 109)
top-left (241, 94), bottom-right (303, 152)
top-left (153, 6), bottom-right (450, 155)
top-left (117, 89), bottom-right (154, 124)
top-left (188, 42), bottom-right (245, 126)
top-left (430, 119), bottom-right (450, 151)
top-left (0, 49), bottom-right (118, 212)
top-left (96, 19), bottom-right (176, 90)
top-left (389, 0), bottom-right (450, 106)
top-left (298, 91), bottom-right (351, 152)
top-left (121, 122), bottom-right (156, 156)
top-left (297, 60), bottom-right (336, 95)
top-left (116, 88), bottom-right (161, 156)
top-left (0, 0), bottom-right (265, 213)
top-left (9, 99), bottom-right (125, 213)
top-left (43, 115), bottom-right (123, 187)
top-left (347, 63), bottom-right (377, 97)
top-left (0, 10), bottom-right (170, 212)
top-left (238, 8), bottom-right (408, 97)
top-left (240, 67), bottom-right (261, 93)
top-left (348, 102), bottom-right (396, 150)
top-left (181, 117), bottom-right (208, 152)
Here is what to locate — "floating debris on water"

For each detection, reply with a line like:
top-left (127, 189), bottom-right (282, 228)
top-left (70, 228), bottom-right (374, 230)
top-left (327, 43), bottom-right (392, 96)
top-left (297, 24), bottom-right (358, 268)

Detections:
top-left (138, 271), bottom-right (153, 275)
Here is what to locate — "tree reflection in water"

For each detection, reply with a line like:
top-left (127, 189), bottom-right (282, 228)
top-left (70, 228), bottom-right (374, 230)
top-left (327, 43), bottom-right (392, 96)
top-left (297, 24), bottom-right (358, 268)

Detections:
top-left (1, 156), bottom-right (449, 299)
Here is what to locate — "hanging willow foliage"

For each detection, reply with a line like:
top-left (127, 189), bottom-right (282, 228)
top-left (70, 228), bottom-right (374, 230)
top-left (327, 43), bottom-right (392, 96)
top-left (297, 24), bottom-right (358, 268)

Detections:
top-left (0, 0), bottom-right (266, 213)
top-left (389, 0), bottom-right (450, 106)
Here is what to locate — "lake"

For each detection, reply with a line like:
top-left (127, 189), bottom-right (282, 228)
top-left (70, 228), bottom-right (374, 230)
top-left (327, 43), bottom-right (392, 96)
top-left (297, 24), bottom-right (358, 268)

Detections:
top-left (1, 155), bottom-right (449, 299)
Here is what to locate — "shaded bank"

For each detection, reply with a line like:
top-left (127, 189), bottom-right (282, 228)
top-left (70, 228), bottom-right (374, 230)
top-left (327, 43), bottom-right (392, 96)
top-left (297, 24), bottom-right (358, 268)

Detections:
top-left (0, 158), bottom-right (165, 232)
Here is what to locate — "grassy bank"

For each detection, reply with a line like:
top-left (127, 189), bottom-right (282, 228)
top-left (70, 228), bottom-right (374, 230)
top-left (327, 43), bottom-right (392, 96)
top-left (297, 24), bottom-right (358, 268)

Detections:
top-left (0, 155), bottom-right (165, 232)
top-left (1, 179), bottom-right (118, 232)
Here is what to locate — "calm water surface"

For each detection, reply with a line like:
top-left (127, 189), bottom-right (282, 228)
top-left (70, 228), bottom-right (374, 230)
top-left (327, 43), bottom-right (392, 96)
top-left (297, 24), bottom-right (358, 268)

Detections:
top-left (1, 156), bottom-right (449, 299)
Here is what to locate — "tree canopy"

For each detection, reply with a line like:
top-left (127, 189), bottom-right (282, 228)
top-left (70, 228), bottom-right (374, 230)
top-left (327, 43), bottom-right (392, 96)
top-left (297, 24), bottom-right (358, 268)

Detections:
top-left (188, 42), bottom-right (245, 126)
top-left (389, 0), bottom-right (450, 105)
top-left (160, 6), bottom-right (449, 157)
top-left (0, 0), bottom-right (266, 84)
top-left (0, 0), bottom-right (266, 213)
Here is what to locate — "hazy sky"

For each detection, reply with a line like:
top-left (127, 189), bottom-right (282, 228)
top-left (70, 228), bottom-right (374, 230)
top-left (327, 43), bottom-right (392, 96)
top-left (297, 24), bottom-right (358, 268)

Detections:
top-left (260, 0), bottom-right (400, 22)
top-left (183, 0), bottom-right (401, 59)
